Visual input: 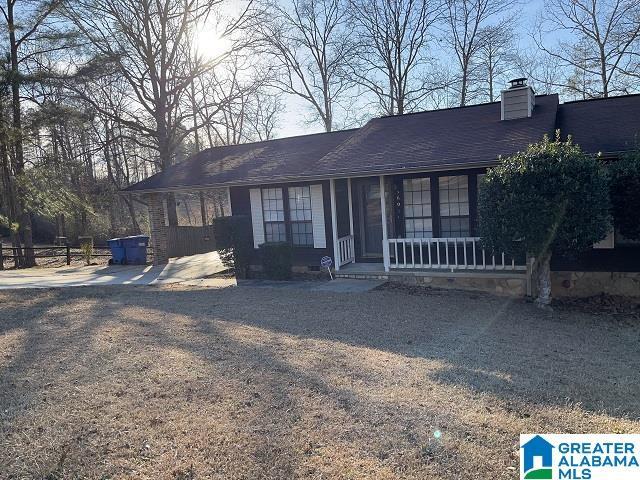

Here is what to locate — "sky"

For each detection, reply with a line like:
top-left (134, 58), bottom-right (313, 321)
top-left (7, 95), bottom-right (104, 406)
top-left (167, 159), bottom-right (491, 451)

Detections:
top-left (276, 0), bottom-right (548, 139)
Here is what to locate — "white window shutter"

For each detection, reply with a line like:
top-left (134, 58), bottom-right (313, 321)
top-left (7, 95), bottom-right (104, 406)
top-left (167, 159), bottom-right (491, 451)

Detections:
top-left (249, 188), bottom-right (265, 248)
top-left (310, 184), bottom-right (326, 248)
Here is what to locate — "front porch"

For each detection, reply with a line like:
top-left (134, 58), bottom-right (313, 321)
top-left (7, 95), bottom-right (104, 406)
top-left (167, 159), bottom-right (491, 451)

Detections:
top-left (329, 174), bottom-right (534, 296)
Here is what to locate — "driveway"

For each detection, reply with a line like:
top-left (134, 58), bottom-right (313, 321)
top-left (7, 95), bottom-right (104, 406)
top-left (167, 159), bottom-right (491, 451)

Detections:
top-left (0, 251), bottom-right (225, 289)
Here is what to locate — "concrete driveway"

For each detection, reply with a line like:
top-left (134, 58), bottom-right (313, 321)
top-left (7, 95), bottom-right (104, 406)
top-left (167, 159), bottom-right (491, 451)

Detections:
top-left (0, 251), bottom-right (225, 289)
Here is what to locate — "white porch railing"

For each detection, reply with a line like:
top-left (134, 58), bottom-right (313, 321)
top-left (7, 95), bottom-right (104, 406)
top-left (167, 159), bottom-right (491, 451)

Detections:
top-left (337, 234), bottom-right (355, 266)
top-left (386, 237), bottom-right (526, 271)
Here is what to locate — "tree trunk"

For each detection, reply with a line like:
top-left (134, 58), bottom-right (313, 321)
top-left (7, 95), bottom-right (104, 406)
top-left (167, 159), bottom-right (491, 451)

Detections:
top-left (165, 192), bottom-right (179, 226)
top-left (535, 253), bottom-right (552, 307)
top-left (7, 0), bottom-right (35, 267)
top-left (124, 195), bottom-right (141, 233)
top-left (460, 68), bottom-right (468, 106)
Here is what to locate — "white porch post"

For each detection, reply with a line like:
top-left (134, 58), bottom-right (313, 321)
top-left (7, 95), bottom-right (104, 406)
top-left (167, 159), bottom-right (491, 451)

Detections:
top-left (330, 178), bottom-right (340, 271)
top-left (347, 178), bottom-right (355, 263)
top-left (379, 175), bottom-right (390, 272)
top-left (225, 187), bottom-right (232, 216)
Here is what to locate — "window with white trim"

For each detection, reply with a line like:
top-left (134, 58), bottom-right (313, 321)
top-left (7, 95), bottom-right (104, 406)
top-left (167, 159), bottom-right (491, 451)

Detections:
top-left (288, 186), bottom-right (314, 246)
top-left (438, 175), bottom-right (470, 237)
top-left (403, 177), bottom-right (433, 238)
top-left (261, 188), bottom-right (286, 242)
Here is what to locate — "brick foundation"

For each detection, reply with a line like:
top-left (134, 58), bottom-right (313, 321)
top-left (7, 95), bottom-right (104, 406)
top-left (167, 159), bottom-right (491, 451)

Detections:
top-left (551, 271), bottom-right (640, 297)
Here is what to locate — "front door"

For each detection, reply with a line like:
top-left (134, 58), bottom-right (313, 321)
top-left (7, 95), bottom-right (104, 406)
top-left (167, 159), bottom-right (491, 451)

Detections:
top-left (353, 177), bottom-right (383, 257)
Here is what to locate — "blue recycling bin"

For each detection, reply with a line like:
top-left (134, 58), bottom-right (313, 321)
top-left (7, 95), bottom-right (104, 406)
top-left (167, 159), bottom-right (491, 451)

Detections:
top-left (107, 238), bottom-right (126, 265)
top-left (121, 235), bottom-right (150, 265)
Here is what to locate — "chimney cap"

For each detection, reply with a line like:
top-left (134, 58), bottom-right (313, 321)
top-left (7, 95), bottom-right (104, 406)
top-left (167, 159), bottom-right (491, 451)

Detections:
top-left (509, 78), bottom-right (528, 89)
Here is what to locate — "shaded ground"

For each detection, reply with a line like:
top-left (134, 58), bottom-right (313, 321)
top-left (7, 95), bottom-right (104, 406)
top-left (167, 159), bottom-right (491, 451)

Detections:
top-left (1, 283), bottom-right (639, 479)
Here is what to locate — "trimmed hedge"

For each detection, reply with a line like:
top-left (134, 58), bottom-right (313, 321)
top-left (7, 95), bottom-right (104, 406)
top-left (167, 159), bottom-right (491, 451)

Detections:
top-left (478, 133), bottom-right (611, 259)
top-left (259, 242), bottom-right (292, 280)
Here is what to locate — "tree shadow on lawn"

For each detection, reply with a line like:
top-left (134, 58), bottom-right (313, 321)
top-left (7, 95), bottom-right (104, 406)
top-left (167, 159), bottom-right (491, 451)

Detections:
top-left (1, 284), bottom-right (640, 477)
top-left (3, 284), bottom-right (640, 422)
top-left (116, 285), bottom-right (640, 421)
top-left (1, 285), bottom-right (485, 478)
top-left (1, 287), bottom-right (312, 477)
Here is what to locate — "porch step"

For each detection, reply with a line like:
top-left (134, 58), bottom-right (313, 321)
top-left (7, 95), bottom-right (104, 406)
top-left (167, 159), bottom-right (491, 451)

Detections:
top-left (335, 264), bottom-right (529, 297)
top-left (335, 272), bottom-right (389, 280)
top-left (336, 266), bottom-right (526, 279)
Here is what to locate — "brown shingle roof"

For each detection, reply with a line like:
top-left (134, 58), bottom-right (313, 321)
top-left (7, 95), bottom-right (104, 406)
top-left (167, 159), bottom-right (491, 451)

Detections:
top-left (124, 129), bottom-right (356, 193)
top-left (125, 93), bottom-right (640, 193)
top-left (557, 94), bottom-right (640, 155)
top-left (316, 94), bottom-right (559, 176)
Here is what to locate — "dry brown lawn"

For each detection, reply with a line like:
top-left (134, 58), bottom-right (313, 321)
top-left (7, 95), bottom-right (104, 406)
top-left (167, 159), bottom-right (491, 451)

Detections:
top-left (1, 284), bottom-right (639, 479)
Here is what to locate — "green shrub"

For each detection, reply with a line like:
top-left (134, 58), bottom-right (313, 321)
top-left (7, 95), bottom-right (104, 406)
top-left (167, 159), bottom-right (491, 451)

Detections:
top-left (213, 215), bottom-right (253, 279)
top-left (609, 151), bottom-right (640, 240)
top-left (478, 133), bottom-right (611, 305)
top-left (259, 242), bottom-right (292, 280)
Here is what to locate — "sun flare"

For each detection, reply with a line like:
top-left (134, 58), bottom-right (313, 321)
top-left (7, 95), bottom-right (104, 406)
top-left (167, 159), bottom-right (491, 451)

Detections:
top-left (193, 26), bottom-right (232, 60)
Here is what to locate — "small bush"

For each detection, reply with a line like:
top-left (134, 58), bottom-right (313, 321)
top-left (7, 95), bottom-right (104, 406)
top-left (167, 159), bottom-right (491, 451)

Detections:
top-left (79, 236), bottom-right (94, 265)
top-left (259, 242), bottom-right (292, 280)
top-left (609, 152), bottom-right (640, 240)
top-left (80, 242), bottom-right (93, 265)
top-left (213, 215), bottom-right (253, 278)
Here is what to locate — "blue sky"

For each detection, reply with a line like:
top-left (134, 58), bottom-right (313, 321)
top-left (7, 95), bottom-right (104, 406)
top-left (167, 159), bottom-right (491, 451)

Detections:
top-left (277, 0), bottom-right (550, 138)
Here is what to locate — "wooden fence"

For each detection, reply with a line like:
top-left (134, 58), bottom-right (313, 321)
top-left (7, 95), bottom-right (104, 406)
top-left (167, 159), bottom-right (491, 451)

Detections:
top-left (0, 225), bottom-right (217, 269)
top-left (0, 244), bottom-right (153, 270)
top-left (167, 225), bottom-right (217, 258)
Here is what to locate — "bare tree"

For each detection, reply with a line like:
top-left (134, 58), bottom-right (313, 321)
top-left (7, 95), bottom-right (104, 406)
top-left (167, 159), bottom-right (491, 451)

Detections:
top-left (477, 23), bottom-right (517, 102)
top-left (65, 0), bottom-right (256, 224)
top-left (516, 49), bottom-right (566, 96)
top-left (444, 0), bottom-right (514, 106)
top-left (246, 91), bottom-right (283, 141)
top-left (186, 53), bottom-right (278, 147)
top-left (534, 0), bottom-right (640, 98)
top-left (259, 0), bottom-right (352, 131)
top-left (347, 0), bottom-right (443, 115)
top-left (0, 0), bottom-right (71, 266)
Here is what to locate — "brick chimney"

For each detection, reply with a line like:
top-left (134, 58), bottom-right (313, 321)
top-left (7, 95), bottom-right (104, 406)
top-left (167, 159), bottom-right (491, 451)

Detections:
top-left (501, 78), bottom-right (535, 120)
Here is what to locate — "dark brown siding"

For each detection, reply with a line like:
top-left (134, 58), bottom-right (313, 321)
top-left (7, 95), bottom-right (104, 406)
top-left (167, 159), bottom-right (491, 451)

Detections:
top-left (229, 182), bottom-right (334, 268)
top-left (230, 168), bottom-right (640, 273)
top-left (552, 247), bottom-right (640, 272)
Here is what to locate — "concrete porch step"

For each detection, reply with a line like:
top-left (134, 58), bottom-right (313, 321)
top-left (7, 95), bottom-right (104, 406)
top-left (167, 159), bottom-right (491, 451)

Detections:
top-left (335, 263), bottom-right (528, 296)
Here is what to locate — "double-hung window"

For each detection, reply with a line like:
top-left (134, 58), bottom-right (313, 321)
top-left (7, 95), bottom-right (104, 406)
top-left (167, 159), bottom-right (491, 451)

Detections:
top-left (262, 188), bottom-right (286, 242)
top-left (438, 175), bottom-right (470, 237)
top-left (288, 186), bottom-right (314, 246)
top-left (403, 177), bottom-right (433, 238)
